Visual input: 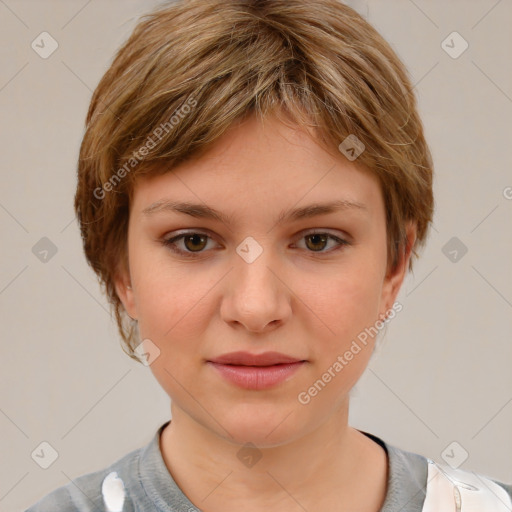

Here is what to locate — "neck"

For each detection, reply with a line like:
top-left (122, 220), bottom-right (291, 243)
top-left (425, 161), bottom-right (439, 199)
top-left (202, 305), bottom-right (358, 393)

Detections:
top-left (159, 402), bottom-right (388, 512)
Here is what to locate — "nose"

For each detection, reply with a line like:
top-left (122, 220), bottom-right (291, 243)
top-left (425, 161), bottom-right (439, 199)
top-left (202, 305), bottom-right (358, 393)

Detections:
top-left (220, 241), bottom-right (292, 334)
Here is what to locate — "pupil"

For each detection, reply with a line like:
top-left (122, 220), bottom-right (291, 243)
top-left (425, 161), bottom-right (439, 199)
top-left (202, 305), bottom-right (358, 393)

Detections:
top-left (186, 234), bottom-right (206, 251)
top-left (183, 234), bottom-right (328, 252)
top-left (308, 234), bottom-right (327, 251)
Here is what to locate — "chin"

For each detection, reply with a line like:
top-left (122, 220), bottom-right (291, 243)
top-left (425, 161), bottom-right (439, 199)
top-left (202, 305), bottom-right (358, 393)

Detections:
top-left (213, 402), bottom-right (311, 448)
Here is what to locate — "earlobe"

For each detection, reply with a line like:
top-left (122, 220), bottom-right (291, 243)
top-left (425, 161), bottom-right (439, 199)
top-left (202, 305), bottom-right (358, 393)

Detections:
top-left (114, 271), bottom-right (138, 321)
top-left (380, 222), bottom-right (417, 316)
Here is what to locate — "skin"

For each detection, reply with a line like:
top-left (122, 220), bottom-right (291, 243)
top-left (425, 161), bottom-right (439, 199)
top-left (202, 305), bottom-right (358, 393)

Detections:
top-left (115, 113), bottom-right (416, 512)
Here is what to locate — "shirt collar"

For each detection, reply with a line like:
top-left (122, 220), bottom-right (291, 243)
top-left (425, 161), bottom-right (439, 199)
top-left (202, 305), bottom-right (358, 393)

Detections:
top-left (139, 421), bottom-right (427, 512)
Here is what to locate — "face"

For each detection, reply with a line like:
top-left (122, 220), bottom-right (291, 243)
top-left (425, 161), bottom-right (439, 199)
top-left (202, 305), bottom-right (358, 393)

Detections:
top-left (116, 113), bottom-right (414, 447)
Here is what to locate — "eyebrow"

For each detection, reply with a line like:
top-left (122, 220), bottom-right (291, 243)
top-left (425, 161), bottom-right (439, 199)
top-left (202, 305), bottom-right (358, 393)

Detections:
top-left (141, 199), bottom-right (368, 226)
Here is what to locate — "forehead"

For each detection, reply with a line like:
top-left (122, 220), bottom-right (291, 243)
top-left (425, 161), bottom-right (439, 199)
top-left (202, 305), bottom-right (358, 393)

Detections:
top-left (130, 114), bottom-right (384, 223)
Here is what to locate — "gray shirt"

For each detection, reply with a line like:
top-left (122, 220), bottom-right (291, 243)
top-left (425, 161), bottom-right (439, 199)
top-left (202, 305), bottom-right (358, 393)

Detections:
top-left (25, 421), bottom-right (512, 511)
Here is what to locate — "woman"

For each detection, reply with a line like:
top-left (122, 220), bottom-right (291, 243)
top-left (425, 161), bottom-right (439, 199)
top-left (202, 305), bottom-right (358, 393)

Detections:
top-left (26, 0), bottom-right (512, 510)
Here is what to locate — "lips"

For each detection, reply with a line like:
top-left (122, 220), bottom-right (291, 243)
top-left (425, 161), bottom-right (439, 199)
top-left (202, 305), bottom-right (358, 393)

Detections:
top-left (208, 351), bottom-right (304, 366)
top-left (206, 351), bottom-right (306, 390)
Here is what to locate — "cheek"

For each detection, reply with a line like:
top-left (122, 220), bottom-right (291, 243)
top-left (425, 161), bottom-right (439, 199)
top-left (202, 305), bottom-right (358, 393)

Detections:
top-left (136, 273), bottom-right (212, 345)
top-left (128, 235), bottom-right (207, 337)
top-left (132, 256), bottom-right (224, 374)
top-left (295, 271), bottom-right (384, 410)
top-left (134, 274), bottom-right (214, 397)
top-left (304, 261), bottom-right (384, 346)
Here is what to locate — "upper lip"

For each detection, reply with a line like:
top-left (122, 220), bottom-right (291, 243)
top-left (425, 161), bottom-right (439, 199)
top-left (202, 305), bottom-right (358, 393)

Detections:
top-left (208, 351), bottom-right (305, 366)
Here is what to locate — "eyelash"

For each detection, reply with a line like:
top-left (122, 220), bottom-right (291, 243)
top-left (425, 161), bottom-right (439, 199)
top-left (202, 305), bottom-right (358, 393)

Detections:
top-left (161, 230), bottom-right (350, 258)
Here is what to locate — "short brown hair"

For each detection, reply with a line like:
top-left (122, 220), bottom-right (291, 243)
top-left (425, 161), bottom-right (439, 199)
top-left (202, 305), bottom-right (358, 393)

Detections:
top-left (74, 0), bottom-right (434, 361)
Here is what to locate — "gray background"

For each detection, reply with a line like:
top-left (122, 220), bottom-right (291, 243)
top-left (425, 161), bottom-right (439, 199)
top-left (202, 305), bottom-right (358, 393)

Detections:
top-left (1, 0), bottom-right (511, 510)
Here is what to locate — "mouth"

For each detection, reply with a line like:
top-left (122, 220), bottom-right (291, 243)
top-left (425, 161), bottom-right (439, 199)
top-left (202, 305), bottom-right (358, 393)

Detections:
top-left (206, 351), bottom-right (307, 390)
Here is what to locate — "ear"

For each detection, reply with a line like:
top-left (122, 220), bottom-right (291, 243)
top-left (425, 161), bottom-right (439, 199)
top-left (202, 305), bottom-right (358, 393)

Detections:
top-left (378, 221), bottom-right (416, 319)
top-left (114, 260), bottom-right (138, 321)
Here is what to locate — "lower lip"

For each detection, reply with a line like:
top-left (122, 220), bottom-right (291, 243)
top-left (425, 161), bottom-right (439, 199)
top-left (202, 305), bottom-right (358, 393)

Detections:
top-left (207, 361), bottom-right (305, 390)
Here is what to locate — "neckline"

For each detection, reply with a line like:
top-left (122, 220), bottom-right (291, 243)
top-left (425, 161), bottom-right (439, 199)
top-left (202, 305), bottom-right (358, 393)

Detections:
top-left (138, 421), bottom-right (426, 512)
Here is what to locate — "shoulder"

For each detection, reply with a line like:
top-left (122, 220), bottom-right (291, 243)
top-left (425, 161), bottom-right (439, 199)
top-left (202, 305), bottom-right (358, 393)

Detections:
top-left (24, 445), bottom-right (143, 512)
top-left (364, 431), bottom-right (512, 512)
top-left (383, 437), bottom-right (512, 511)
top-left (422, 459), bottom-right (512, 511)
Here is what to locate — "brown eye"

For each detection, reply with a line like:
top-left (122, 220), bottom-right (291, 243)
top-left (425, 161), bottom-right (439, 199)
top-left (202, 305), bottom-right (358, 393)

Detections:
top-left (295, 231), bottom-right (349, 255)
top-left (304, 233), bottom-right (329, 252)
top-left (163, 230), bottom-right (349, 259)
top-left (182, 234), bottom-right (208, 252)
top-left (162, 231), bottom-right (216, 257)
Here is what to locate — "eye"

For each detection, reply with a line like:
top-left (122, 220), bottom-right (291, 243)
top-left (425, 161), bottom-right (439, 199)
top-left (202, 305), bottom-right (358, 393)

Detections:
top-left (162, 231), bottom-right (218, 257)
top-left (161, 230), bottom-right (350, 258)
top-left (294, 230), bottom-right (350, 254)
